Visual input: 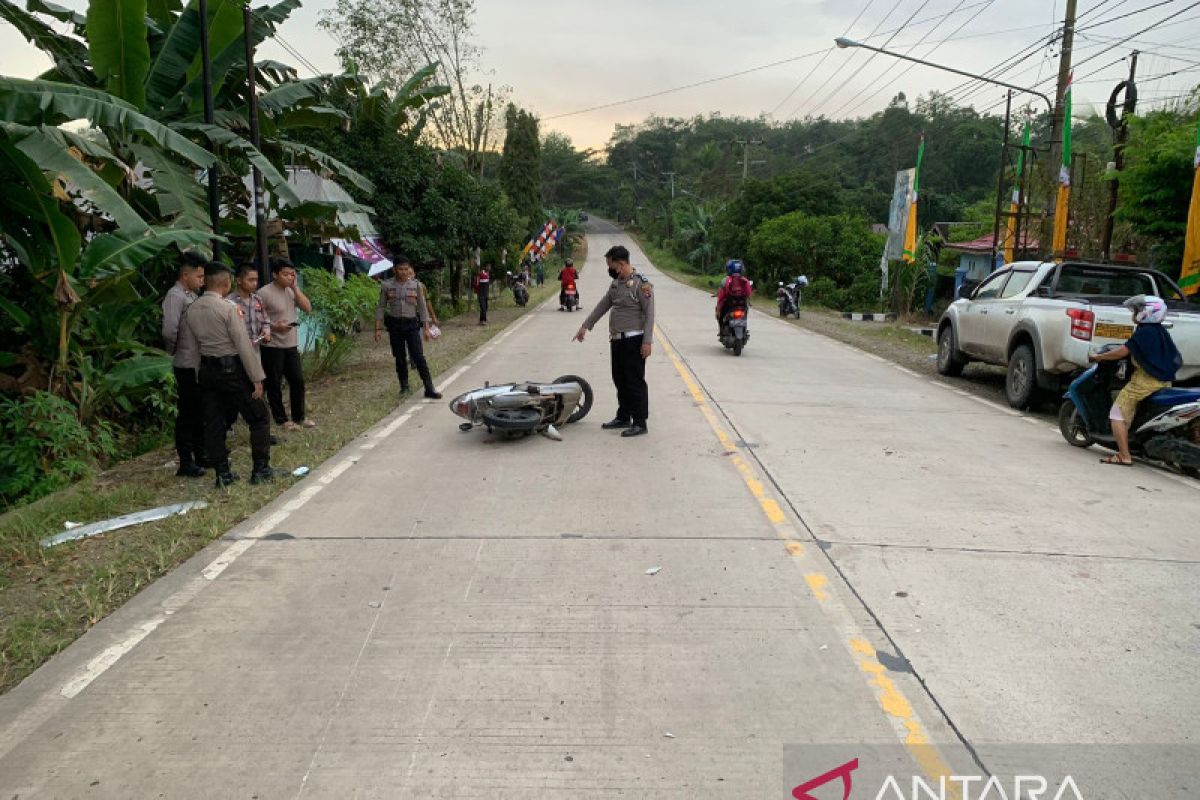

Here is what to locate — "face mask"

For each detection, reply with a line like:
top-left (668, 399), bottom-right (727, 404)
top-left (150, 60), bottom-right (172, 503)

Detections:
top-left (608, 266), bottom-right (619, 279)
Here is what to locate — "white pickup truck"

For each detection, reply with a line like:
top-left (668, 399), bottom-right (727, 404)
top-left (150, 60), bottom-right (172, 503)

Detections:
top-left (936, 261), bottom-right (1200, 408)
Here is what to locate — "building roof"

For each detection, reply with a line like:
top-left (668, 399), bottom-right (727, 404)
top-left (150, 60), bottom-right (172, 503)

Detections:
top-left (945, 232), bottom-right (1039, 253)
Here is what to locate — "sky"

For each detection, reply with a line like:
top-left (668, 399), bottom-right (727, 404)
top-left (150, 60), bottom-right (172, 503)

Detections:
top-left (3, 0), bottom-right (1199, 150)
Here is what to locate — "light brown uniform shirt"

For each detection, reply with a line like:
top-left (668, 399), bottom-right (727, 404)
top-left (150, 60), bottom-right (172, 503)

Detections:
top-left (583, 273), bottom-right (656, 337)
top-left (257, 282), bottom-right (299, 349)
top-left (178, 293), bottom-right (266, 383)
top-left (161, 281), bottom-right (196, 355)
top-left (376, 277), bottom-right (430, 324)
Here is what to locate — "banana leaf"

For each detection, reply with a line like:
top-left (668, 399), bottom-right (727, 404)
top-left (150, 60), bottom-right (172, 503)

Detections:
top-left (79, 226), bottom-right (216, 281)
top-left (86, 0), bottom-right (151, 108)
top-left (0, 77), bottom-right (216, 168)
top-left (275, 105), bottom-right (348, 131)
top-left (281, 140), bottom-right (374, 194)
top-left (174, 121), bottom-right (302, 206)
top-left (4, 123), bottom-right (149, 234)
top-left (0, 138), bottom-right (83, 274)
top-left (130, 141), bottom-right (209, 230)
top-left (0, 0), bottom-right (96, 87)
top-left (143, 0), bottom-right (199, 112)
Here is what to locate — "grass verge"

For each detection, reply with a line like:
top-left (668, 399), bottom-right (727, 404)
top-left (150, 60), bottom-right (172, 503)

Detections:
top-left (0, 281), bottom-right (560, 695)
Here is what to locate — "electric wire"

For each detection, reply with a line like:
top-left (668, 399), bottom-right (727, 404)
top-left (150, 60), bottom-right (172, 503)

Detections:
top-left (767, 0), bottom-right (878, 117)
top-left (832, 0), bottom-right (996, 119)
top-left (799, 0), bottom-right (938, 119)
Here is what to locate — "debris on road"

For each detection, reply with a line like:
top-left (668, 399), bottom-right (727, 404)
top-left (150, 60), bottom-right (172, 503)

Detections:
top-left (645, 566), bottom-right (663, 575)
top-left (41, 501), bottom-right (209, 548)
top-left (664, 732), bottom-right (676, 738)
top-left (292, 466), bottom-right (311, 477)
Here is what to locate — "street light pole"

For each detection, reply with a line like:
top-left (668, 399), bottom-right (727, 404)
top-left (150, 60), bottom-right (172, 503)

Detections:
top-left (833, 38), bottom-right (1054, 115)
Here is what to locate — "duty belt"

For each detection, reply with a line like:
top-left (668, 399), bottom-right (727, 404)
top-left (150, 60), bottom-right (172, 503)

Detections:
top-left (201, 354), bottom-right (240, 371)
top-left (610, 330), bottom-right (644, 340)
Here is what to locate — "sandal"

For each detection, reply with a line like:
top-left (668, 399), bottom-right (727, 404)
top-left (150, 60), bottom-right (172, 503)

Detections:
top-left (1099, 455), bottom-right (1132, 466)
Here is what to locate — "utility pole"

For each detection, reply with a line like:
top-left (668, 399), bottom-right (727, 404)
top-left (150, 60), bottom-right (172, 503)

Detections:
top-left (991, 92), bottom-right (1013, 268)
top-left (243, 6), bottom-right (270, 281)
top-left (663, 171), bottom-right (676, 199)
top-left (1101, 51), bottom-right (1138, 261)
top-left (662, 171), bottom-right (676, 239)
top-left (1046, 0), bottom-right (1084, 257)
top-left (198, 0), bottom-right (220, 259)
top-left (734, 138), bottom-right (765, 181)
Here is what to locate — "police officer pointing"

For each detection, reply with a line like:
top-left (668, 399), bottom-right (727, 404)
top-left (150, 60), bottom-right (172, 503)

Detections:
top-left (177, 263), bottom-right (275, 487)
top-left (573, 245), bottom-right (655, 437)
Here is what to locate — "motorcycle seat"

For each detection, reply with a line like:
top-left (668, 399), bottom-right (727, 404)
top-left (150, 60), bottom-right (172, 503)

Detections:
top-left (1146, 387), bottom-right (1200, 406)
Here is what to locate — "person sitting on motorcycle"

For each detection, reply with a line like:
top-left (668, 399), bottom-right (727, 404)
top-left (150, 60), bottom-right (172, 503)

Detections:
top-left (715, 259), bottom-right (752, 331)
top-left (558, 259), bottom-right (579, 310)
top-left (1089, 294), bottom-right (1183, 466)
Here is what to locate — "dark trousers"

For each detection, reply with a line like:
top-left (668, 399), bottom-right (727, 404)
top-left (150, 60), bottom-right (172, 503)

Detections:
top-left (199, 361), bottom-right (271, 468)
top-left (260, 346), bottom-right (305, 425)
top-left (173, 366), bottom-right (205, 464)
top-left (477, 290), bottom-right (489, 322)
top-left (610, 334), bottom-right (649, 425)
top-left (385, 316), bottom-right (434, 392)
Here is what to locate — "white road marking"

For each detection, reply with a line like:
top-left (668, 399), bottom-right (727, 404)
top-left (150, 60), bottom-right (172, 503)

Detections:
top-left (201, 539), bottom-right (256, 580)
top-left (60, 616), bottom-right (166, 698)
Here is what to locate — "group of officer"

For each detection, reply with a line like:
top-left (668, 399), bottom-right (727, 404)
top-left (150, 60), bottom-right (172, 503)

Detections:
top-left (163, 256), bottom-right (280, 488)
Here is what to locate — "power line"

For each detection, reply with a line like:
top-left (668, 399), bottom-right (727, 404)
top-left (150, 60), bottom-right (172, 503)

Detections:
top-left (803, 0), bottom-right (939, 119)
top-left (781, 0), bottom-right (908, 120)
top-left (832, 0), bottom-right (997, 119)
top-left (543, 48), bottom-right (827, 120)
top-left (1075, 0), bottom-right (1181, 31)
top-left (767, 0), bottom-right (877, 117)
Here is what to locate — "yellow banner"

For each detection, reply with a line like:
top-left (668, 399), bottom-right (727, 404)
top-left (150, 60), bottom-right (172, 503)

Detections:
top-left (1004, 201), bottom-right (1018, 265)
top-left (1052, 184), bottom-right (1070, 258)
top-left (1181, 166), bottom-right (1200, 297)
top-left (901, 201), bottom-right (918, 263)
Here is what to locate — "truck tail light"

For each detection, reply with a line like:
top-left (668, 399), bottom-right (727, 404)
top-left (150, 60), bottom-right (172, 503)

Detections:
top-left (1066, 308), bottom-right (1094, 340)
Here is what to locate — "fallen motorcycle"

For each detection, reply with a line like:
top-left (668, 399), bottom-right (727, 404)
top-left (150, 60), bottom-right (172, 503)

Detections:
top-left (450, 375), bottom-right (593, 441)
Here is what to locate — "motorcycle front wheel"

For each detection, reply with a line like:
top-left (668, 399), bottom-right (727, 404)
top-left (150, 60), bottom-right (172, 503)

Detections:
top-left (482, 406), bottom-right (541, 431)
top-left (1057, 401), bottom-right (1093, 448)
top-left (554, 374), bottom-right (594, 423)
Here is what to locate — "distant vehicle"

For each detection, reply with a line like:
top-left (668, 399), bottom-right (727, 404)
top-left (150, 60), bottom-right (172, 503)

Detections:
top-left (936, 261), bottom-right (1200, 408)
top-left (580, 212), bottom-right (589, 221)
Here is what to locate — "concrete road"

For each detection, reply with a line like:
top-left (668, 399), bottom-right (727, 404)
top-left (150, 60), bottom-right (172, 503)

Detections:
top-left (1, 224), bottom-right (1197, 798)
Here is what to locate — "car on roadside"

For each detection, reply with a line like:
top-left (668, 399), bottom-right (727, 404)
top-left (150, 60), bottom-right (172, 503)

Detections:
top-left (580, 211), bottom-right (589, 221)
top-left (935, 261), bottom-right (1200, 408)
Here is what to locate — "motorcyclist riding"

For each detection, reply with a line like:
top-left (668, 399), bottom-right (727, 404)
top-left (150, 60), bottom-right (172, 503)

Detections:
top-left (715, 259), bottom-right (752, 332)
top-left (558, 258), bottom-right (579, 310)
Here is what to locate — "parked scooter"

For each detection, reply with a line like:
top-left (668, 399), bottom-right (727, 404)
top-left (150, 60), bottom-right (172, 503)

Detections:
top-left (719, 298), bottom-right (750, 356)
top-left (776, 275), bottom-right (809, 318)
top-left (1058, 345), bottom-right (1200, 476)
top-left (450, 375), bottom-right (593, 441)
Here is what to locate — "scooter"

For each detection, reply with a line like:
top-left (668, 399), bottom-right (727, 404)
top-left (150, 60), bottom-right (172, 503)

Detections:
top-left (450, 375), bottom-right (593, 441)
top-left (561, 281), bottom-right (579, 311)
top-left (719, 299), bottom-right (750, 356)
top-left (776, 275), bottom-right (808, 318)
top-left (1058, 345), bottom-right (1200, 477)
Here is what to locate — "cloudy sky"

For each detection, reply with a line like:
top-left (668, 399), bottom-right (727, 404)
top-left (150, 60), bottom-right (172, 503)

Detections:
top-left (3, 0), bottom-right (1198, 150)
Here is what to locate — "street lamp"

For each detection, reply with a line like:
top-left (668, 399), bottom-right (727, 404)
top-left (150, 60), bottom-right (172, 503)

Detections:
top-left (833, 38), bottom-right (1053, 113)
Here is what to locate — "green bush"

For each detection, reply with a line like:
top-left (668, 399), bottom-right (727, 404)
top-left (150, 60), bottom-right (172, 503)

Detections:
top-left (299, 270), bottom-right (379, 379)
top-left (0, 391), bottom-right (118, 507)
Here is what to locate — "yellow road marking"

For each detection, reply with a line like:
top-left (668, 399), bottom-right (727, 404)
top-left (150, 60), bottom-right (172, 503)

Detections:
top-left (656, 330), bottom-right (959, 794)
top-left (804, 573), bottom-right (830, 602)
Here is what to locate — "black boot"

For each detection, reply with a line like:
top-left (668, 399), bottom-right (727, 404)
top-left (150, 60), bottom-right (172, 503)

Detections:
top-left (250, 459), bottom-right (277, 485)
top-left (175, 454), bottom-right (206, 478)
top-left (214, 462), bottom-right (240, 488)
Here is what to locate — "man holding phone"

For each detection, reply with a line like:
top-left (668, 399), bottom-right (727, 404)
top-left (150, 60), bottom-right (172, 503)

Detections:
top-left (257, 259), bottom-right (314, 431)
top-left (233, 264), bottom-right (271, 351)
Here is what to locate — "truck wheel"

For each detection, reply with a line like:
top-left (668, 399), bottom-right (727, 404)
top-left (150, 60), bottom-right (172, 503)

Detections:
top-left (1005, 344), bottom-right (1039, 409)
top-left (1057, 401), bottom-right (1093, 448)
top-left (936, 326), bottom-right (967, 377)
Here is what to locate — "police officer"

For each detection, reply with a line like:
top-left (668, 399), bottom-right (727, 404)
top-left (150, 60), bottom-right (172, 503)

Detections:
top-left (177, 263), bottom-right (275, 487)
top-left (573, 245), bottom-right (655, 437)
top-left (374, 257), bottom-right (442, 399)
top-left (161, 252), bottom-right (206, 477)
